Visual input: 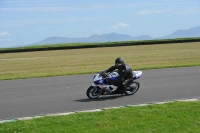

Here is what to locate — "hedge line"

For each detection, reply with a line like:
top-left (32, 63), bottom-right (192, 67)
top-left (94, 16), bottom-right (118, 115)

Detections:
top-left (0, 37), bottom-right (200, 54)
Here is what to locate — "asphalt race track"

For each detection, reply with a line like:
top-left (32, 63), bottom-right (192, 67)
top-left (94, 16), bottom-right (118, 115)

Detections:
top-left (0, 67), bottom-right (200, 120)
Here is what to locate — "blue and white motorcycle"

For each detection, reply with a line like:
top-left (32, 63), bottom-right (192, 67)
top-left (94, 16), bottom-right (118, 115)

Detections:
top-left (86, 70), bottom-right (142, 99)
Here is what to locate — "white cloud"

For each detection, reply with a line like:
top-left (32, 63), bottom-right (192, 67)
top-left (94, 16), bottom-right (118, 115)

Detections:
top-left (0, 31), bottom-right (11, 36)
top-left (0, 32), bottom-right (11, 42)
top-left (108, 23), bottom-right (130, 30)
top-left (1, 1), bottom-right (200, 12)
top-left (2, 1), bottom-right (200, 12)
top-left (136, 10), bottom-right (169, 15)
top-left (1, 6), bottom-right (87, 12)
top-left (136, 8), bottom-right (200, 16)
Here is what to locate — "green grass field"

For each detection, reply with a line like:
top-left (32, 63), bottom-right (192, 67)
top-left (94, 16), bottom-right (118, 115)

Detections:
top-left (0, 42), bottom-right (200, 80)
top-left (0, 101), bottom-right (200, 133)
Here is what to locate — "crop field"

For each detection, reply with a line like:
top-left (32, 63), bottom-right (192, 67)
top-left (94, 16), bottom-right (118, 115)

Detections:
top-left (0, 42), bottom-right (200, 80)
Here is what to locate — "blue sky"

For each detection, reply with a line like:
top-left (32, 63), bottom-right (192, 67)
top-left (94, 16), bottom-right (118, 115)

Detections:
top-left (0, 0), bottom-right (200, 48)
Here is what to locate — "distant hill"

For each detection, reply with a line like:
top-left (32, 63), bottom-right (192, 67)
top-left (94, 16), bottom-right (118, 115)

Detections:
top-left (157, 26), bottom-right (200, 39)
top-left (30, 26), bottom-right (200, 46)
top-left (132, 35), bottom-right (152, 40)
top-left (33, 37), bottom-right (87, 45)
top-left (30, 33), bottom-right (153, 46)
top-left (87, 33), bottom-right (134, 42)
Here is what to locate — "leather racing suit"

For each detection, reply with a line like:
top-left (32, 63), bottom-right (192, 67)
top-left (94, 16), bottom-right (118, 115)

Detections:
top-left (106, 64), bottom-right (133, 94)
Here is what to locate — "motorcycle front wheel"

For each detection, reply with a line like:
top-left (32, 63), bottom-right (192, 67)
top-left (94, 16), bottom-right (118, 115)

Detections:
top-left (86, 86), bottom-right (102, 99)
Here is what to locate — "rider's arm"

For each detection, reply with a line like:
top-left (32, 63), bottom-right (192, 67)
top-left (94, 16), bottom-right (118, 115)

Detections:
top-left (106, 65), bottom-right (116, 73)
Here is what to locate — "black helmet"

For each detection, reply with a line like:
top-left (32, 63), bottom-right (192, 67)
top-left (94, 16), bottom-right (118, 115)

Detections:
top-left (115, 57), bottom-right (124, 68)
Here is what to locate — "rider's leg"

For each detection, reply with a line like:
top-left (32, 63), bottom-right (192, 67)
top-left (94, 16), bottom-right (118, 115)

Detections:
top-left (121, 78), bottom-right (132, 95)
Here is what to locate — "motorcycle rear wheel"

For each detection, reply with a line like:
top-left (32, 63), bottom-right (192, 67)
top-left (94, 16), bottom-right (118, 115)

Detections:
top-left (126, 81), bottom-right (140, 95)
top-left (86, 86), bottom-right (102, 99)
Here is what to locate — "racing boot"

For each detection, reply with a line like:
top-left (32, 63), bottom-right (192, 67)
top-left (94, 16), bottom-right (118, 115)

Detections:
top-left (120, 85), bottom-right (126, 96)
top-left (121, 79), bottom-right (131, 96)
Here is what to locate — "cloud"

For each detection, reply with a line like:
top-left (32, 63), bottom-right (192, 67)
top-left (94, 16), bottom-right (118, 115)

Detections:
top-left (0, 31), bottom-right (11, 36)
top-left (1, 6), bottom-right (87, 12)
top-left (136, 10), bottom-right (169, 15)
top-left (108, 23), bottom-right (130, 30)
top-left (2, 1), bottom-right (200, 11)
top-left (0, 32), bottom-right (11, 42)
top-left (1, 1), bottom-right (200, 13)
top-left (136, 8), bottom-right (200, 16)
top-left (1, 0), bottom-right (200, 12)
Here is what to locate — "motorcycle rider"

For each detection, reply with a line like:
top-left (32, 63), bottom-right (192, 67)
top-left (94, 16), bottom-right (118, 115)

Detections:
top-left (105, 57), bottom-right (133, 95)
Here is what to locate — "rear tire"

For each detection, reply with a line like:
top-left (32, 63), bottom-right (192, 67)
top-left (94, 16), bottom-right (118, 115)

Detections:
top-left (86, 86), bottom-right (102, 99)
top-left (125, 81), bottom-right (140, 95)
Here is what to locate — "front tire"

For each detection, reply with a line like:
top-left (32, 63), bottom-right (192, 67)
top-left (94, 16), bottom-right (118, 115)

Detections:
top-left (126, 81), bottom-right (140, 95)
top-left (86, 86), bottom-right (102, 99)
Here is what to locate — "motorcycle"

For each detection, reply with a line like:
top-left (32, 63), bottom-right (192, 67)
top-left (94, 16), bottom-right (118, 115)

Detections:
top-left (86, 70), bottom-right (142, 99)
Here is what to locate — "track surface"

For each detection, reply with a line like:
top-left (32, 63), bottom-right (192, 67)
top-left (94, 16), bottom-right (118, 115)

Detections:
top-left (0, 67), bottom-right (200, 120)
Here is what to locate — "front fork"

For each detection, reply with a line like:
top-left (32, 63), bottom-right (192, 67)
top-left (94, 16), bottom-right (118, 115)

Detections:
top-left (91, 83), bottom-right (101, 94)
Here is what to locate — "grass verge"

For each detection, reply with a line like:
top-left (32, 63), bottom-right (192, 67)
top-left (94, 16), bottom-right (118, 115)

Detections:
top-left (0, 42), bottom-right (200, 80)
top-left (0, 101), bottom-right (200, 133)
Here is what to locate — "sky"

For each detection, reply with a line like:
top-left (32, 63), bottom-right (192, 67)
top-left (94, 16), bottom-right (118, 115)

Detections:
top-left (0, 0), bottom-right (200, 48)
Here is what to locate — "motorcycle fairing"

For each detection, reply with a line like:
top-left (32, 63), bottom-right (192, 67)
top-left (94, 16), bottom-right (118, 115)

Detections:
top-left (93, 71), bottom-right (142, 85)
